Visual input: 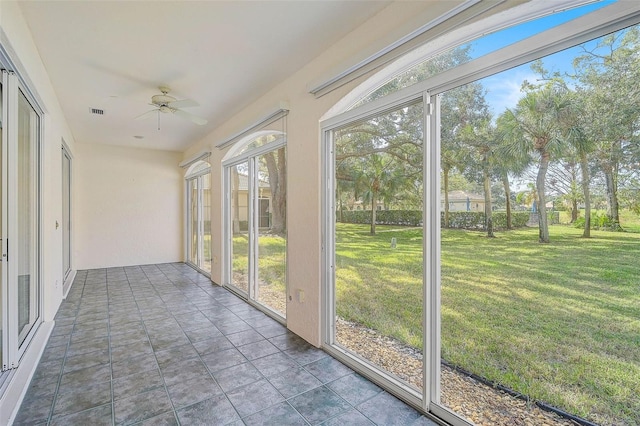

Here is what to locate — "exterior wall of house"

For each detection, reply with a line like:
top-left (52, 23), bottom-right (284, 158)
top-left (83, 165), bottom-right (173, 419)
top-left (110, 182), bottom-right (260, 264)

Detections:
top-left (0, 2), bottom-right (77, 422)
top-left (74, 143), bottom-right (183, 269)
top-left (181, 2), bottom-right (446, 346)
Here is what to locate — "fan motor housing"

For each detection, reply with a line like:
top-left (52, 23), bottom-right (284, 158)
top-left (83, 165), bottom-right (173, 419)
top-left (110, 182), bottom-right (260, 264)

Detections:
top-left (152, 94), bottom-right (176, 106)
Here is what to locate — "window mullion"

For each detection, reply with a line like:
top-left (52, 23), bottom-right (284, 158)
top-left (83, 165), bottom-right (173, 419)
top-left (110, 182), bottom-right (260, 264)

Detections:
top-left (4, 70), bottom-right (19, 369)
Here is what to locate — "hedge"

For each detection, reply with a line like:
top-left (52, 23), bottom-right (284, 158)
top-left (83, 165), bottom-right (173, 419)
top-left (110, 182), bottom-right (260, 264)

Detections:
top-left (338, 210), bottom-right (536, 231)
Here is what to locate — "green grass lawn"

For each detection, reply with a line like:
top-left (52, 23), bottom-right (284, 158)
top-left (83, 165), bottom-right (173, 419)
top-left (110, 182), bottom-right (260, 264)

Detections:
top-left (335, 220), bottom-right (640, 426)
top-left (231, 232), bottom-right (287, 295)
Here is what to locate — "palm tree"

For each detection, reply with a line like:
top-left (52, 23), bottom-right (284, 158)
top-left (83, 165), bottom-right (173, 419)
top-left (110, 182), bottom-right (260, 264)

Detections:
top-left (498, 82), bottom-right (574, 243)
top-left (354, 153), bottom-right (405, 235)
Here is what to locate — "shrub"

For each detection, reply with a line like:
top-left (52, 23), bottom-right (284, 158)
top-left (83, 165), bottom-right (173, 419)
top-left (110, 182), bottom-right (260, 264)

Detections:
top-left (574, 212), bottom-right (620, 231)
top-left (338, 210), bottom-right (530, 230)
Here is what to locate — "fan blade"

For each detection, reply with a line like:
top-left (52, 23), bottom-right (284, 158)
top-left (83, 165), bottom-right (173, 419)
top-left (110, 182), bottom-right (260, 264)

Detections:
top-left (173, 108), bottom-right (208, 125)
top-left (135, 109), bottom-right (158, 120)
top-left (168, 99), bottom-right (199, 109)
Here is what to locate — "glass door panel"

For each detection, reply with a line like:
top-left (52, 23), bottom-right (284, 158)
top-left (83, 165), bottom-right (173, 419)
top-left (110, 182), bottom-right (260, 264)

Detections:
top-left (186, 167), bottom-right (211, 275)
top-left (255, 148), bottom-right (287, 316)
top-left (17, 90), bottom-right (39, 347)
top-left (62, 147), bottom-right (71, 280)
top-left (230, 163), bottom-right (249, 294)
top-left (1, 79), bottom-right (4, 368)
top-left (332, 100), bottom-right (424, 392)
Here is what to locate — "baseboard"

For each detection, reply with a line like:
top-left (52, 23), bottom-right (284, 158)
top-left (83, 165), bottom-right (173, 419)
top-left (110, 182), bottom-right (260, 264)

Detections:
top-left (62, 270), bottom-right (76, 299)
top-left (0, 321), bottom-right (54, 426)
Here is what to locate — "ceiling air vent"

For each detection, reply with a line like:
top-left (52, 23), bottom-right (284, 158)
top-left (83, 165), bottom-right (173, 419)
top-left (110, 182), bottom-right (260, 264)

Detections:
top-left (89, 107), bottom-right (104, 115)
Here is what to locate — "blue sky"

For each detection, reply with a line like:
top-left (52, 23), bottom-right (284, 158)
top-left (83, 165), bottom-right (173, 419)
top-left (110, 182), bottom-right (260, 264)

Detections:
top-left (465, 0), bottom-right (616, 116)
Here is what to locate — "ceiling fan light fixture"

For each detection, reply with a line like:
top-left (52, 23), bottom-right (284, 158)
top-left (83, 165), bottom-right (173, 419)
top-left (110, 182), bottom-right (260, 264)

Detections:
top-left (135, 86), bottom-right (207, 126)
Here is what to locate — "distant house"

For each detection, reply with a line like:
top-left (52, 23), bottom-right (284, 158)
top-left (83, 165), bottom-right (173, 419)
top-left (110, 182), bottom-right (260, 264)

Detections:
top-left (441, 191), bottom-right (485, 212)
top-left (233, 173), bottom-right (272, 228)
top-left (349, 199), bottom-right (386, 211)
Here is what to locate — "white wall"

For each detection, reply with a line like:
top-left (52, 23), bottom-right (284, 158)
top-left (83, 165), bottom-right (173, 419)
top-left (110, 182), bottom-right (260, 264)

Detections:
top-left (1, 2), bottom-right (77, 423)
top-left (75, 143), bottom-right (183, 269)
top-left (181, 1), bottom-right (449, 346)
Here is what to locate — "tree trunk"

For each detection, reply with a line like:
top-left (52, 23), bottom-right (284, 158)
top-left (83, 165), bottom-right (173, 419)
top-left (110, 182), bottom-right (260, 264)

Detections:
top-left (502, 173), bottom-right (512, 230)
top-left (483, 153), bottom-right (494, 237)
top-left (370, 191), bottom-right (377, 235)
top-left (537, 151), bottom-right (550, 243)
top-left (443, 166), bottom-right (450, 228)
top-left (580, 152), bottom-right (591, 238)
top-left (232, 168), bottom-right (241, 233)
top-left (603, 162), bottom-right (621, 230)
top-left (264, 148), bottom-right (287, 234)
top-left (571, 198), bottom-right (578, 223)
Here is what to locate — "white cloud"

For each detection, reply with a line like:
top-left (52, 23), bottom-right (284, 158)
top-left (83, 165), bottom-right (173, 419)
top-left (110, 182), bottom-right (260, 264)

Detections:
top-left (481, 67), bottom-right (538, 118)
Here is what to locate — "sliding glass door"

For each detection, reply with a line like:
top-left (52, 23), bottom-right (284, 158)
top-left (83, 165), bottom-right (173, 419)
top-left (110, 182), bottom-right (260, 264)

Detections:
top-left (61, 146), bottom-right (71, 283)
top-left (324, 96), bottom-right (429, 405)
top-left (1, 69), bottom-right (42, 370)
top-left (224, 132), bottom-right (287, 319)
top-left (16, 89), bottom-right (39, 348)
top-left (185, 162), bottom-right (211, 275)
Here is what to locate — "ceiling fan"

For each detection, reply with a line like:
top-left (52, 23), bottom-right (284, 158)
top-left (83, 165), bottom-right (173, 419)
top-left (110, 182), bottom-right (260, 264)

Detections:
top-left (135, 86), bottom-right (208, 126)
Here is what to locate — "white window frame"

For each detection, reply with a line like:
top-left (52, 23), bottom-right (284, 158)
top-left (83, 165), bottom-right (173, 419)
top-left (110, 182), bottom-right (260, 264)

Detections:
top-left (222, 132), bottom-right (287, 321)
top-left (185, 161), bottom-right (211, 277)
top-left (322, 90), bottom-right (437, 414)
top-left (320, 2), bottom-right (640, 425)
top-left (61, 141), bottom-right (75, 296)
top-left (1, 69), bottom-right (44, 371)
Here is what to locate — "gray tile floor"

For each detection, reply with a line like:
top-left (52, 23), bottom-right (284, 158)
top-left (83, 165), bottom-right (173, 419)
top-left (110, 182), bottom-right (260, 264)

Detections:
top-left (14, 263), bottom-right (438, 425)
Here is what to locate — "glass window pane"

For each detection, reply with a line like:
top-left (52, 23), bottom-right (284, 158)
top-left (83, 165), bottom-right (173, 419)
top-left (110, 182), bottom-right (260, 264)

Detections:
top-left (357, 2), bottom-right (612, 107)
top-left (438, 24), bottom-right (640, 425)
top-left (230, 163), bottom-right (249, 293)
top-left (333, 100), bottom-right (424, 392)
top-left (256, 147), bottom-right (287, 317)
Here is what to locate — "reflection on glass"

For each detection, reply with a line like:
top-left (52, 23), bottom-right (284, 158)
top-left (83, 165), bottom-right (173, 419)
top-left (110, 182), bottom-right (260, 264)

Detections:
top-left (334, 101), bottom-right (424, 391)
top-left (18, 90), bottom-right (39, 346)
top-left (230, 163), bottom-right (249, 293)
top-left (256, 148), bottom-right (287, 316)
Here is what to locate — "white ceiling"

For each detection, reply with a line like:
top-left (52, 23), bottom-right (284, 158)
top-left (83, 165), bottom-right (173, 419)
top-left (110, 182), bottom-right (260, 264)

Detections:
top-left (18, 1), bottom-right (393, 152)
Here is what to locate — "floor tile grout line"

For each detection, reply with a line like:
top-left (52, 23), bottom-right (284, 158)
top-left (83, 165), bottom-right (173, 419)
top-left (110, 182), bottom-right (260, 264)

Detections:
top-left (139, 263), bottom-right (220, 425)
top-left (106, 270), bottom-right (118, 426)
top-left (24, 263), bottom-right (427, 426)
top-left (121, 264), bottom-right (178, 425)
top-left (157, 263), bottom-right (247, 424)
top-left (141, 262), bottom-right (189, 424)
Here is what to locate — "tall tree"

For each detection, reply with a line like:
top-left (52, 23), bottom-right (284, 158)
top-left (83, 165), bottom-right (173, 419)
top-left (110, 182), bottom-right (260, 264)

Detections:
top-left (545, 160), bottom-right (582, 223)
top-left (335, 102), bottom-right (424, 230)
top-left (440, 80), bottom-right (492, 228)
top-left (459, 118), bottom-right (497, 237)
top-left (572, 26), bottom-right (640, 230)
top-left (498, 81), bottom-right (574, 243)
top-left (353, 153), bottom-right (405, 234)
top-left (361, 46), bottom-right (478, 229)
top-left (262, 146), bottom-right (287, 234)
